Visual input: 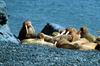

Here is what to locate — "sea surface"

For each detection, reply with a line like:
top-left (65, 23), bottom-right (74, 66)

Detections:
top-left (5, 0), bottom-right (100, 36)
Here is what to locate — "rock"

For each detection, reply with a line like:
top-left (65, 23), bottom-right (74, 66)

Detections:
top-left (41, 23), bottom-right (65, 36)
top-left (0, 0), bottom-right (19, 43)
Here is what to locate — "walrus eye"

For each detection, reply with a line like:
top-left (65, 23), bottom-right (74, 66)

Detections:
top-left (0, 13), bottom-right (7, 25)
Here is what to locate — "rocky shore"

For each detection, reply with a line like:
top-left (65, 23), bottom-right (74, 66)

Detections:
top-left (0, 41), bottom-right (100, 66)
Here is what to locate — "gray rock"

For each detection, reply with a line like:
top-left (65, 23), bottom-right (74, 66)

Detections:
top-left (0, 0), bottom-right (18, 43)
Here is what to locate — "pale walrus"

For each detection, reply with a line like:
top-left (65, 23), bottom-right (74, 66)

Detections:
top-left (18, 20), bottom-right (35, 41)
top-left (21, 33), bottom-right (56, 47)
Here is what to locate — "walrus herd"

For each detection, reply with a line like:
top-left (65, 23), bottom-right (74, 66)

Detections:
top-left (18, 20), bottom-right (100, 50)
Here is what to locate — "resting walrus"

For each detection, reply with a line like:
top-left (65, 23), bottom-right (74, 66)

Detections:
top-left (18, 21), bottom-right (55, 47)
top-left (40, 32), bottom-right (100, 50)
top-left (80, 27), bottom-right (96, 42)
top-left (18, 20), bottom-right (36, 41)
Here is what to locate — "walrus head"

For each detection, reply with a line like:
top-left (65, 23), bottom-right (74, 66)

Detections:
top-left (80, 27), bottom-right (89, 38)
top-left (80, 27), bottom-right (88, 34)
top-left (24, 21), bottom-right (32, 29)
top-left (68, 28), bottom-right (78, 34)
top-left (18, 20), bottom-right (35, 41)
top-left (67, 28), bottom-right (81, 42)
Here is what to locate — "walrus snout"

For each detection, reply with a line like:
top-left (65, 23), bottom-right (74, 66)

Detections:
top-left (24, 21), bottom-right (32, 28)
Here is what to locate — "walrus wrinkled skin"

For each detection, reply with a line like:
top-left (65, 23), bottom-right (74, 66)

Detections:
top-left (18, 20), bottom-right (35, 41)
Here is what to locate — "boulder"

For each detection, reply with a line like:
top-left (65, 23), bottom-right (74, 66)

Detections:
top-left (41, 23), bottom-right (65, 36)
top-left (0, 0), bottom-right (19, 43)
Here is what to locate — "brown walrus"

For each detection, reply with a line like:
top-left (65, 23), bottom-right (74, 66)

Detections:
top-left (67, 28), bottom-right (81, 42)
top-left (40, 27), bottom-right (81, 43)
top-left (80, 27), bottom-right (96, 42)
top-left (40, 32), bottom-right (100, 50)
top-left (18, 20), bottom-right (35, 41)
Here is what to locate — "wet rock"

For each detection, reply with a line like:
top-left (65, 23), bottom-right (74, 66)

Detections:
top-left (41, 23), bottom-right (65, 36)
top-left (0, 0), bottom-right (18, 43)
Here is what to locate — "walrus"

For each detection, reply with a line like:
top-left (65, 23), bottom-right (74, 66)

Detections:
top-left (40, 27), bottom-right (81, 43)
top-left (56, 37), bottom-right (100, 50)
top-left (40, 32), bottom-right (100, 50)
top-left (53, 28), bottom-right (81, 49)
top-left (18, 20), bottom-right (36, 41)
top-left (39, 33), bottom-right (77, 49)
top-left (71, 38), bottom-right (100, 50)
top-left (80, 27), bottom-right (96, 42)
top-left (67, 28), bottom-right (81, 42)
top-left (21, 33), bottom-right (56, 47)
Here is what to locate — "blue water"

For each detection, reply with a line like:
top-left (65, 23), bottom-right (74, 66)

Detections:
top-left (5, 0), bottom-right (100, 36)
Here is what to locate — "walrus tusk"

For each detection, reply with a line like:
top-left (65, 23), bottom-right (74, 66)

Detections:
top-left (54, 41), bottom-right (57, 45)
top-left (56, 30), bottom-right (69, 36)
top-left (54, 31), bottom-right (69, 45)
top-left (25, 25), bottom-right (28, 34)
top-left (65, 31), bottom-right (69, 35)
top-left (60, 30), bottom-right (66, 35)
